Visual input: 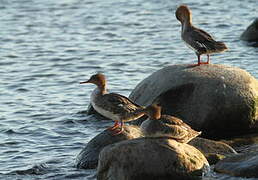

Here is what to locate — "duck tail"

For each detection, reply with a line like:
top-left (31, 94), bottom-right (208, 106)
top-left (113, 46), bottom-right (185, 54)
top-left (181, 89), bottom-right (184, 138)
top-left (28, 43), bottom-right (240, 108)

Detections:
top-left (215, 41), bottom-right (228, 52)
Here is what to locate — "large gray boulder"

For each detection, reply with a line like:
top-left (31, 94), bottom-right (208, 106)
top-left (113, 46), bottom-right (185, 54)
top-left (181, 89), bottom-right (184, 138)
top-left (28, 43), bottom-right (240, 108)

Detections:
top-left (214, 151), bottom-right (258, 178)
top-left (129, 64), bottom-right (258, 138)
top-left (240, 18), bottom-right (258, 42)
top-left (76, 125), bottom-right (142, 169)
top-left (97, 137), bottom-right (209, 180)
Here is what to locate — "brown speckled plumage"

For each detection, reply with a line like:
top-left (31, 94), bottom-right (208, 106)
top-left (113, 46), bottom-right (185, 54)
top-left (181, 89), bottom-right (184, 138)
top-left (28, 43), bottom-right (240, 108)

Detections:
top-left (80, 73), bottom-right (145, 134)
top-left (141, 104), bottom-right (201, 143)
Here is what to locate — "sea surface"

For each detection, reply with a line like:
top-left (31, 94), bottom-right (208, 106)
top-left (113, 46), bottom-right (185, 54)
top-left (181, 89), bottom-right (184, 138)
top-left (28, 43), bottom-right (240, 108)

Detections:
top-left (0, 0), bottom-right (257, 179)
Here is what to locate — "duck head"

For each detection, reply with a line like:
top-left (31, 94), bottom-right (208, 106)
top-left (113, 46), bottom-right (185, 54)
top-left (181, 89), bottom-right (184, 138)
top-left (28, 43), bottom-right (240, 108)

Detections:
top-left (175, 5), bottom-right (192, 24)
top-left (144, 104), bottom-right (162, 120)
top-left (80, 73), bottom-right (106, 91)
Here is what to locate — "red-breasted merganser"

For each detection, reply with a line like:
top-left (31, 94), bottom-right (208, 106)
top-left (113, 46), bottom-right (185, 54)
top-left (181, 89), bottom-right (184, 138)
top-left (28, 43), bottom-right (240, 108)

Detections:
top-left (80, 73), bottom-right (145, 135)
top-left (140, 104), bottom-right (201, 143)
top-left (175, 5), bottom-right (228, 66)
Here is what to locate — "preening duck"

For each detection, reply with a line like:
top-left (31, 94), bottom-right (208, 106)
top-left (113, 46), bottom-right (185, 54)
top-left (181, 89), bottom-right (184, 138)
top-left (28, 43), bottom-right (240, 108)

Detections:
top-left (175, 5), bottom-right (228, 66)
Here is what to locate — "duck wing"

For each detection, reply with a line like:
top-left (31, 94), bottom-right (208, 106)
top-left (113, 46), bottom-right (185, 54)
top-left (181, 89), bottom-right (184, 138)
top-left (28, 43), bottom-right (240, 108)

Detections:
top-left (101, 93), bottom-right (143, 114)
top-left (161, 115), bottom-right (185, 125)
top-left (184, 26), bottom-right (218, 53)
top-left (160, 115), bottom-right (201, 143)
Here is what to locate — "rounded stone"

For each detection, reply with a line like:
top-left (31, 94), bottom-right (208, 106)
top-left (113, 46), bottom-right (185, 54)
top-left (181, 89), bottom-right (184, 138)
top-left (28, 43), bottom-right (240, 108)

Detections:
top-left (97, 137), bottom-right (209, 180)
top-left (189, 137), bottom-right (237, 155)
top-left (76, 125), bottom-right (142, 169)
top-left (129, 64), bottom-right (258, 138)
top-left (221, 133), bottom-right (258, 149)
top-left (214, 151), bottom-right (258, 178)
top-left (240, 18), bottom-right (258, 42)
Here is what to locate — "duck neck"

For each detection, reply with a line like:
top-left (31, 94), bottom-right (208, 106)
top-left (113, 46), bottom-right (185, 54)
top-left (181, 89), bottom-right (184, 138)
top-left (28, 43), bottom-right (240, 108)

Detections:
top-left (182, 20), bottom-right (192, 32)
top-left (149, 110), bottom-right (161, 120)
top-left (97, 84), bottom-right (107, 95)
top-left (152, 114), bottom-right (161, 120)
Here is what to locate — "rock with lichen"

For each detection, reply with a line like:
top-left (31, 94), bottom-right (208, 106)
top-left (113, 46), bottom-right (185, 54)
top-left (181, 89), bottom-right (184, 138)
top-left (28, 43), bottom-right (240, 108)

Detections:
top-left (189, 137), bottom-right (237, 165)
top-left (97, 137), bottom-right (209, 180)
top-left (129, 64), bottom-right (258, 138)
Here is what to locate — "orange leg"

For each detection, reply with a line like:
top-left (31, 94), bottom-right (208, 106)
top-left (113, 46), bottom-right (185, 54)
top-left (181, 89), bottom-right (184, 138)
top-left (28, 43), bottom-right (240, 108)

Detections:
top-left (107, 120), bottom-right (119, 131)
top-left (206, 54), bottom-right (210, 64)
top-left (198, 54), bottom-right (201, 65)
top-left (188, 54), bottom-right (203, 67)
top-left (110, 121), bottom-right (124, 136)
top-left (189, 54), bottom-right (210, 67)
top-left (198, 55), bottom-right (209, 65)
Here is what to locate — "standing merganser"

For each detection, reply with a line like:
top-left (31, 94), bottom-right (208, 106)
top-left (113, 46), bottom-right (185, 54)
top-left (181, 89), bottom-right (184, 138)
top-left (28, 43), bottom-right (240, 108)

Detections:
top-left (175, 5), bottom-right (228, 66)
top-left (140, 104), bottom-right (201, 143)
top-left (80, 73), bottom-right (145, 135)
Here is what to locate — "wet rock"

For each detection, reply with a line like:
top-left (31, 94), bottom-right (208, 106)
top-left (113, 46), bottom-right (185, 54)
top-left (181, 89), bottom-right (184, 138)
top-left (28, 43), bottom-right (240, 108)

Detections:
top-left (221, 133), bottom-right (258, 150)
top-left (189, 137), bottom-right (236, 165)
top-left (76, 125), bottom-right (142, 169)
top-left (129, 64), bottom-right (258, 138)
top-left (214, 151), bottom-right (258, 178)
top-left (97, 137), bottom-right (209, 180)
top-left (240, 18), bottom-right (258, 42)
top-left (189, 137), bottom-right (237, 155)
top-left (204, 153), bottom-right (226, 165)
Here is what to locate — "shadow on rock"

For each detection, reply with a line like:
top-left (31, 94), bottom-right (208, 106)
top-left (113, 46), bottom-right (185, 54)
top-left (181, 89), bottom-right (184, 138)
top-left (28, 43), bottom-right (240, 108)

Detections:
top-left (75, 125), bottom-right (142, 169)
top-left (129, 64), bottom-right (258, 139)
top-left (215, 151), bottom-right (258, 178)
top-left (189, 137), bottom-right (237, 165)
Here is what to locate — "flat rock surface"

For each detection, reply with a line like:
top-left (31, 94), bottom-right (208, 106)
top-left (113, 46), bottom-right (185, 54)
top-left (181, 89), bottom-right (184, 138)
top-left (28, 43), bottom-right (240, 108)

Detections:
top-left (97, 137), bottom-right (209, 180)
top-left (129, 64), bottom-right (258, 138)
top-left (76, 125), bottom-right (142, 169)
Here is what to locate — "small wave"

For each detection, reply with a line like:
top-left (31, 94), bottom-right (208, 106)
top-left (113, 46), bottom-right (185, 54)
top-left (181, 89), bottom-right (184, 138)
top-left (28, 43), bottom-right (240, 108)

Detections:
top-left (64, 49), bottom-right (78, 53)
top-left (16, 88), bottom-right (29, 92)
top-left (62, 119), bottom-right (76, 124)
top-left (215, 24), bottom-right (230, 28)
top-left (13, 163), bottom-right (49, 175)
top-left (2, 129), bottom-right (16, 134)
top-left (76, 65), bottom-right (102, 69)
top-left (109, 62), bottom-right (128, 67)
top-left (77, 110), bottom-right (89, 115)
top-left (103, 32), bottom-right (118, 38)
top-left (0, 141), bottom-right (19, 146)
top-left (32, 73), bottom-right (57, 78)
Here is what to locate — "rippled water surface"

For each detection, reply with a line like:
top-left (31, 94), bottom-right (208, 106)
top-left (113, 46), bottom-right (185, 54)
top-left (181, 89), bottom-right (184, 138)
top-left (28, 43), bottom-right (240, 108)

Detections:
top-left (0, 0), bottom-right (257, 179)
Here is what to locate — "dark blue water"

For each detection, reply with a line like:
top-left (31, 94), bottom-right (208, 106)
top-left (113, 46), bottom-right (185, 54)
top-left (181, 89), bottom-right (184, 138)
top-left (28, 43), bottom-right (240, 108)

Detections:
top-left (0, 0), bottom-right (257, 179)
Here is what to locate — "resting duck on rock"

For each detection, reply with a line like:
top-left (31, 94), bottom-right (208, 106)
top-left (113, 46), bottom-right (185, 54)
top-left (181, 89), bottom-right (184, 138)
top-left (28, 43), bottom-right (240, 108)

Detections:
top-left (175, 5), bottom-right (228, 66)
top-left (80, 73), bottom-right (145, 135)
top-left (141, 104), bottom-right (201, 143)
